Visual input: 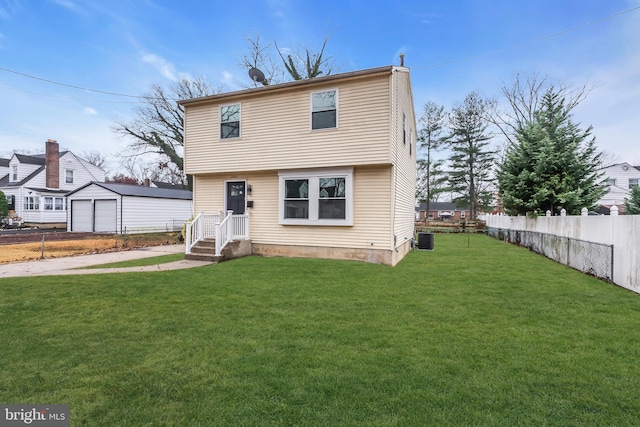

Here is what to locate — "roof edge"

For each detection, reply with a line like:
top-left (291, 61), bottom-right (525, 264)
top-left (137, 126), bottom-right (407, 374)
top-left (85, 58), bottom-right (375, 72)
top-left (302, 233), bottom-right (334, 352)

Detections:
top-left (179, 65), bottom-right (400, 106)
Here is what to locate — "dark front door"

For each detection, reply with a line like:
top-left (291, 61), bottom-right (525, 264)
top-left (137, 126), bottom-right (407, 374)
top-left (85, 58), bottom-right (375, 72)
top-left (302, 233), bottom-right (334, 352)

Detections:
top-left (226, 181), bottom-right (246, 214)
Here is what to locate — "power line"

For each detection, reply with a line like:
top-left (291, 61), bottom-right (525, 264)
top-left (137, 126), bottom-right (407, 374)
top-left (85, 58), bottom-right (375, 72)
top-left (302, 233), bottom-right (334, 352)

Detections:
top-left (0, 66), bottom-right (148, 98)
top-left (0, 4), bottom-right (638, 98)
top-left (413, 5), bottom-right (640, 70)
top-left (0, 84), bottom-right (145, 104)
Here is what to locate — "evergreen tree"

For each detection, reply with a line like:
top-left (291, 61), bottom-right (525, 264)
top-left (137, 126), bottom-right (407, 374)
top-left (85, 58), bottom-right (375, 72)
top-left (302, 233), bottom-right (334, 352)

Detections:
top-left (417, 101), bottom-right (448, 216)
top-left (0, 190), bottom-right (8, 218)
top-left (416, 158), bottom-right (448, 203)
top-left (498, 88), bottom-right (605, 215)
top-left (624, 186), bottom-right (640, 214)
top-left (447, 92), bottom-right (495, 219)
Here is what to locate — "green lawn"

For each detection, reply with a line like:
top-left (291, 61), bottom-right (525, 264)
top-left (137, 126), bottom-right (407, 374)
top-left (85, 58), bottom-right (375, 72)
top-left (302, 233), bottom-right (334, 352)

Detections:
top-left (1, 234), bottom-right (639, 426)
top-left (81, 253), bottom-right (185, 269)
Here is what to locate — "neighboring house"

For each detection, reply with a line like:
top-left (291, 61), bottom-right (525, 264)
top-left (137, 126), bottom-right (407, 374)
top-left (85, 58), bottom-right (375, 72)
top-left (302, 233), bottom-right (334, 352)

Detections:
top-left (150, 180), bottom-right (188, 190)
top-left (597, 162), bottom-right (640, 213)
top-left (180, 65), bottom-right (417, 266)
top-left (0, 139), bottom-right (105, 226)
top-left (66, 182), bottom-right (193, 233)
top-left (0, 157), bottom-right (9, 182)
top-left (416, 202), bottom-right (471, 222)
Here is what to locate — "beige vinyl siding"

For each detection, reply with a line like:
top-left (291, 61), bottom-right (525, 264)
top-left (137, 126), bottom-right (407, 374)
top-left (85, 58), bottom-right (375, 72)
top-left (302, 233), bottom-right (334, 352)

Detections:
top-left (184, 75), bottom-right (392, 175)
top-left (193, 165), bottom-right (393, 250)
top-left (391, 70), bottom-right (417, 247)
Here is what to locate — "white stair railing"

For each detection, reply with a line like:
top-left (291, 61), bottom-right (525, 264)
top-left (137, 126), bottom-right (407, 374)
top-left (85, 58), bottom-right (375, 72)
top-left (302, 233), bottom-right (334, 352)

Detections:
top-left (185, 211), bottom-right (250, 256)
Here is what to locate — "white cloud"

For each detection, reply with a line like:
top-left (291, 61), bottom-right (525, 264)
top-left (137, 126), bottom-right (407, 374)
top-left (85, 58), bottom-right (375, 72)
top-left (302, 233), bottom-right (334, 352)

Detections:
top-left (83, 107), bottom-right (98, 115)
top-left (141, 53), bottom-right (192, 82)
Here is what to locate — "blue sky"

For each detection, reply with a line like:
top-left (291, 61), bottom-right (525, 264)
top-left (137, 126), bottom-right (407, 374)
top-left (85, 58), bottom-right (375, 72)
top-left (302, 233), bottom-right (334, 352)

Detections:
top-left (1, 0), bottom-right (639, 172)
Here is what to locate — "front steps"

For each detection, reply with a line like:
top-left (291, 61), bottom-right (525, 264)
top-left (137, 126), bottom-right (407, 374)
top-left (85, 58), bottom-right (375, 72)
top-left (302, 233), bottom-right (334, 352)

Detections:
top-left (185, 238), bottom-right (252, 263)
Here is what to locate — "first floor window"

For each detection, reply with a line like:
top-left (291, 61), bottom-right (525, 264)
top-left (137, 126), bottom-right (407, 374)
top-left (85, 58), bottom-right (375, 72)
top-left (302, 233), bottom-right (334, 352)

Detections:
top-left (606, 178), bottom-right (616, 186)
top-left (24, 196), bottom-right (39, 210)
top-left (279, 169), bottom-right (353, 226)
top-left (55, 197), bottom-right (64, 210)
top-left (630, 178), bottom-right (639, 188)
top-left (284, 179), bottom-right (309, 219)
top-left (319, 177), bottom-right (346, 219)
top-left (44, 197), bottom-right (53, 210)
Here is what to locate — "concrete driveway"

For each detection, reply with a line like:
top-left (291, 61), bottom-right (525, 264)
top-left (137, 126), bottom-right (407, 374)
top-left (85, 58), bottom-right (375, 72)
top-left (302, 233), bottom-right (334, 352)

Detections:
top-left (0, 244), bottom-right (211, 278)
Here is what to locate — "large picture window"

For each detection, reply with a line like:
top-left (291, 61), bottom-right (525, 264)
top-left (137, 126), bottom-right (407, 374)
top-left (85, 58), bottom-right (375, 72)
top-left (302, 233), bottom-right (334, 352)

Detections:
top-left (220, 103), bottom-right (240, 139)
top-left (311, 90), bottom-right (337, 130)
top-left (279, 169), bottom-right (353, 226)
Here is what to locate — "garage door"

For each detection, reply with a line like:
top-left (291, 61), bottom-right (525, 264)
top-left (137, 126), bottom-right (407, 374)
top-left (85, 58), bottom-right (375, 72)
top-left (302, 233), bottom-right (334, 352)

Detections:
top-left (71, 200), bottom-right (92, 232)
top-left (94, 200), bottom-right (117, 233)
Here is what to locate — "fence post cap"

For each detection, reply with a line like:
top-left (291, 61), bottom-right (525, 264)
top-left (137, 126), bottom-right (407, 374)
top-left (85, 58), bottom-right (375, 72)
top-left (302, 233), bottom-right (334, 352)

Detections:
top-left (581, 207), bottom-right (588, 216)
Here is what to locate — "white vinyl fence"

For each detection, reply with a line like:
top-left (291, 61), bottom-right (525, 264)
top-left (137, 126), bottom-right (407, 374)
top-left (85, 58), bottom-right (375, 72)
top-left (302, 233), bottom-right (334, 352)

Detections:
top-left (481, 213), bottom-right (640, 294)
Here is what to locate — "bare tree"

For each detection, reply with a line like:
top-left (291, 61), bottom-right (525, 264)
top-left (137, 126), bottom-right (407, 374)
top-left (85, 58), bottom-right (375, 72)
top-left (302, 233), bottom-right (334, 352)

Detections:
top-left (488, 73), bottom-right (593, 146)
top-left (113, 77), bottom-right (217, 189)
top-left (80, 150), bottom-right (108, 169)
top-left (241, 29), bottom-right (336, 85)
top-left (240, 33), bottom-right (286, 86)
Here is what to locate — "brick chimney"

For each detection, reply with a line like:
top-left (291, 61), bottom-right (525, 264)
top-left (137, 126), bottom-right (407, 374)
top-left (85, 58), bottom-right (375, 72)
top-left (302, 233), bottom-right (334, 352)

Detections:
top-left (45, 139), bottom-right (60, 189)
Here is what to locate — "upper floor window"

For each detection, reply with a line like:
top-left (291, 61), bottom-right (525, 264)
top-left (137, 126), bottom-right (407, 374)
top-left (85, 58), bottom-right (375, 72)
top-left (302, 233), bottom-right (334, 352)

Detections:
top-left (220, 104), bottom-right (240, 139)
top-left (606, 178), bottom-right (616, 186)
top-left (11, 165), bottom-right (17, 181)
top-left (409, 129), bottom-right (413, 156)
top-left (403, 113), bottom-right (407, 145)
top-left (311, 90), bottom-right (337, 130)
top-left (630, 178), bottom-right (639, 189)
top-left (65, 169), bottom-right (74, 184)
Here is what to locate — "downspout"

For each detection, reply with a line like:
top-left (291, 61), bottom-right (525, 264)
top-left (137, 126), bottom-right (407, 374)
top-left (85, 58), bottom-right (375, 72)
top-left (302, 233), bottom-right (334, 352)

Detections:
top-left (120, 194), bottom-right (123, 234)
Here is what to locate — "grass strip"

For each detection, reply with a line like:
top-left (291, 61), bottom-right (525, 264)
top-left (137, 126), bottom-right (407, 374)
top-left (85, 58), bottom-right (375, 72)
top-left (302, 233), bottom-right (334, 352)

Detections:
top-left (80, 253), bottom-right (185, 269)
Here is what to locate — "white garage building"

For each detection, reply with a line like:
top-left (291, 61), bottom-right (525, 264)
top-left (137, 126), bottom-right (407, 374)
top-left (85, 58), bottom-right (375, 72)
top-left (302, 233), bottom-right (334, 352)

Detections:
top-left (66, 182), bottom-right (193, 233)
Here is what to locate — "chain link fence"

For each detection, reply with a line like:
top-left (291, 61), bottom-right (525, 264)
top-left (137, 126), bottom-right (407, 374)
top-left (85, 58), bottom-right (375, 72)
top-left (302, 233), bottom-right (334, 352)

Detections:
top-left (487, 228), bottom-right (614, 282)
top-left (0, 231), bottom-right (182, 264)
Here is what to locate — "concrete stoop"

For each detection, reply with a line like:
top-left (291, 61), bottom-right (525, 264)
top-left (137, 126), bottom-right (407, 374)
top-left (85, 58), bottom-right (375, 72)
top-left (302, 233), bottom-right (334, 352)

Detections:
top-left (185, 239), bottom-right (252, 263)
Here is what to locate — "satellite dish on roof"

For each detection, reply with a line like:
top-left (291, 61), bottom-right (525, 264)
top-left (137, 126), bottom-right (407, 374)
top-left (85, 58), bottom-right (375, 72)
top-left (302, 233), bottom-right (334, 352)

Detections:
top-left (248, 67), bottom-right (267, 85)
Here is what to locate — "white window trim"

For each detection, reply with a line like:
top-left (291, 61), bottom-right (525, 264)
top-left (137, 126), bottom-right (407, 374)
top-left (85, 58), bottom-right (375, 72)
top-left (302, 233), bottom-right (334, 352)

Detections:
top-left (279, 168), bottom-right (353, 226)
top-left (220, 102), bottom-right (241, 140)
top-left (310, 88), bottom-right (339, 131)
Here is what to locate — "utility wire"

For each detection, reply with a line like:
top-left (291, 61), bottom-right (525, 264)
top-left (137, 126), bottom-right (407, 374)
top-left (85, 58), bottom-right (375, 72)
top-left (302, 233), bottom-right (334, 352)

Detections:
top-left (0, 66), bottom-right (148, 98)
top-left (0, 5), bottom-right (638, 96)
top-left (0, 84), bottom-right (145, 103)
top-left (413, 5), bottom-right (640, 69)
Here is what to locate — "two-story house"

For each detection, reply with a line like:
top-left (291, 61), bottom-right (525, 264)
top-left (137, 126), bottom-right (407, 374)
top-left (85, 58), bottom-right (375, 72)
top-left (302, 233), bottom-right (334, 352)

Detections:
top-left (0, 139), bottom-right (105, 227)
top-left (597, 162), bottom-right (640, 213)
top-left (180, 65), bottom-right (417, 266)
